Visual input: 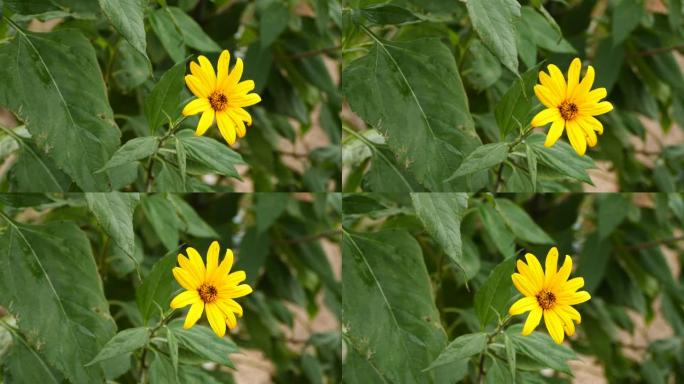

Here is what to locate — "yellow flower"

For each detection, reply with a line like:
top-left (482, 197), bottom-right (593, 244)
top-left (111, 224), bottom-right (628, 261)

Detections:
top-left (531, 58), bottom-right (613, 156)
top-left (508, 247), bottom-right (591, 344)
top-left (182, 50), bottom-right (261, 146)
top-left (170, 241), bottom-right (253, 337)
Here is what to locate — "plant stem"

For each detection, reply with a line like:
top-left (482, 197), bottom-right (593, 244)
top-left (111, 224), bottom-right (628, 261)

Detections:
top-left (476, 315), bottom-right (513, 383)
top-left (138, 309), bottom-right (175, 383)
top-left (494, 125), bottom-right (534, 192)
top-left (144, 116), bottom-right (187, 192)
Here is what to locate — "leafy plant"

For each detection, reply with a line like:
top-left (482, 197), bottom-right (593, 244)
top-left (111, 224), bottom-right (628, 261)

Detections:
top-left (0, 0), bottom-right (341, 192)
top-left (342, 1), bottom-right (684, 192)
top-left (342, 192), bottom-right (684, 382)
top-left (0, 192), bottom-right (341, 383)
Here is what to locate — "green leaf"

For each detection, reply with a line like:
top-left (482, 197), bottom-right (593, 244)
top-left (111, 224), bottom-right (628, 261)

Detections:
top-left (165, 325), bottom-right (179, 374)
top-left (445, 143), bottom-right (509, 181)
top-left (141, 194), bottom-right (181, 251)
top-left (255, 193), bottom-right (289, 233)
top-left (167, 319), bottom-right (238, 367)
top-left (462, 39), bottom-right (502, 91)
top-left (343, 37), bottom-right (481, 191)
top-left (495, 63), bottom-right (542, 140)
top-left (527, 133), bottom-right (595, 185)
top-left (357, 4), bottom-right (420, 25)
top-left (9, 136), bottom-right (71, 192)
top-left (86, 192), bottom-right (140, 260)
top-left (494, 198), bottom-right (553, 244)
top-left (98, 0), bottom-right (147, 59)
top-left (507, 324), bottom-right (576, 374)
top-left (111, 40), bottom-right (151, 92)
top-left (466, 0), bottom-right (521, 73)
top-left (343, 229), bottom-right (455, 383)
top-left (424, 333), bottom-right (487, 371)
top-left (0, 28), bottom-right (120, 191)
top-left (235, 226), bottom-right (271, 286)
top-left (148, 351), bottom-right (179, 384)
top-left (149, 7), bottom-right (220, 62)
top-left (4, 0), bottom-right (98, 18)
top-left (3, 328), bottom-right (62, 384)
top-left (597, 193), bottom-right (629, 239)
top-left (485, 357), bottom-right (512, 384)
top-left (525, 143), bottom-right (537, 191)
top-left (177, 132), bottom-right (244, 178)
top-left (259, 0), bottom-right (290, 48)
top-left (0, 220), bottom-right (116, 382)
top-left (520, 6), bottom-right (575, 53)
top-left (98, 137), bottom-right (158, 172)
top-left (86, 327), bottom-right (149, 366)
top-left (144, 62), bottom-right (186, 133)
top-left (478, 203), bottom-right (516, 257)
top-left (167, 194), bottom-right (218, 238)
top-left (504, 332), bottom-right (516, 379)
top-left (612, 0), bottom-right (644, 45)
top-left (136, 248), bottom-right (178, 325)
top-left (474, 257), bottom-right (516, 329)
top-left (410, 193), bottom-right (469, 270)
top-left (364, 143), bottom-right (421, 193)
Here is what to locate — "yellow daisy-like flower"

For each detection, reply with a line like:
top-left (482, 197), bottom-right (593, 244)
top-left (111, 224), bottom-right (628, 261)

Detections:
top-left (531, 58), bottom-right (614, 156)
top-left (170, 241), bottom-right (253, 337)
top-left (182, 50), bottom-right (261, 146)
top-left (508, 247), bottom-right (591, 344)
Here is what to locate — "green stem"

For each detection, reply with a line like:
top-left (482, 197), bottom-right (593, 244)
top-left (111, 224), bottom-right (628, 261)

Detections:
top-left (138, 309), bottom-right (175, 384)
top-left (493, 125), bottom-right (534, 192)
top-left (144, 116), bottom-right (187, 192)
top-left (476, 315), bottom-right (513, 383)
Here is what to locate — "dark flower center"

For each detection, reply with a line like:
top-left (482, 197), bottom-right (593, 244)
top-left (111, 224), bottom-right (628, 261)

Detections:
top-left (536, 290), bottom-right (556, 310)
top-left (209, 92), bottom-right (228, 112)
top-left (558, 100), bottom-right (578, 121)
top-left (198, 284), bottom-right (218, 303)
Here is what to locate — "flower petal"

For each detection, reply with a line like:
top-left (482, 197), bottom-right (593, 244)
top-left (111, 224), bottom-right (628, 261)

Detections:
top-left (230, 80), bottom-right (256, 96)
top-left (173, 267), bottom-right (200, 291)
top-left (584, 88), bottom-right (607, 105)
top-left (206, 241), bottom-right (220, 278)
top-left (534, 85), bottom-right (560, 108)
top-left (216, 111), bottom-right (237, 145)
top-left (549, 255), bottom-right (573, 289)
top-left (581, 101), bottom-right (613, 116)
top-left (543, 247), bottom-right (559, 288)
top-left (556, 304), bottom-right (582, 324)
top-left (546, 64), bottom-right (567, 96)
top-left (185, 247), bottom-right (206, 281)
top-left (222, 284), bottom-right (253, 299)
top-left (170, 290), bottom-right (200, 309)
top-left (230, 93), bottom-right (261, 108)
top-left (544, 119), bottom-right (565, 148)
top-left (190, 61), bottom-right (214, 91)
top-left (177, 254), bottom-right (203, 284)
top-left (205, 303), bottom-right (226, 337)
top-left (543, 309), bottom-right (565, 344)
top-left (209, 249), bottom-right (235, 284)
top-left (197, 55), bottom-right (217, 88)
top-left (531, 108), bottom-right (561, 127)
top-left (512, 273), bottom-right (538, 297)
top-left (228, 111), bottom-right (247, 138)
top-left (558, 290), bottom-right (591, 305)
top-left (576, 118), bottom-right (598, 147)
top-left (566, 120), bottom-right (587, 156)
top-left (539, 71), bottom-right (563, 99)
top-left (571, 65), bottom-right (595, 100)
top-left (524, 253), bottom-right (545, 289)
top-left (226, 57), bottom-right (244, 87)
top-left (577, 115), bottom-right (603, 135)
top-left (230, 107), bottom-right (253, 126)
top-left (183, 301), bottom-right (204, 329)
top-left (509, 296), bottom-right (539, 315)
top-left (196, 109), bottom-right (215, 136)
top-left (522, 307), bottom-right (542, 336)
top-left (226, 311), bottom-right (238, 330)
top-left (182, 98), bottom-right (210, 116)
top-left (216, 50), bottom-right (230, 88)
top-left (558, 277), bottom-right (584, 296)
top-left (185, 75), bottom-right (209, 98)
top-left (566, 58), bottom-right (581, 99)
top-left (216, 298), bottom-right (244, 318)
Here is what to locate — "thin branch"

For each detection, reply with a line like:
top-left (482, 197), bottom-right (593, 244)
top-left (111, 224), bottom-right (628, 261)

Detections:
top-left (632, 45), bottom-right (684, 57)
top-left (283, 45), bottom-right (341, 60)
top-left (622, 235), bottom-right (684, 251)
top-left (282, 229), bottom-right (342, 245)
